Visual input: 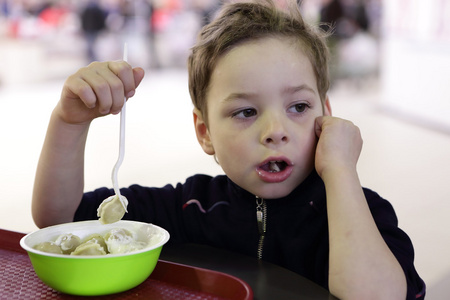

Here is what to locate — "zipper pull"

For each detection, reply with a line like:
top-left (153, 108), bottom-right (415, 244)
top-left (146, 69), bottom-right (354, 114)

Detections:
top-left (256, 196), bottom-right (267, 260)
top-left (256, 197), bottom-right (265, 235)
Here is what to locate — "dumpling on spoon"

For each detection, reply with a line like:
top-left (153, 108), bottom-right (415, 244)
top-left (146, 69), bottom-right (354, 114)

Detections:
top-left (97, 195), bottom-right (127, 224)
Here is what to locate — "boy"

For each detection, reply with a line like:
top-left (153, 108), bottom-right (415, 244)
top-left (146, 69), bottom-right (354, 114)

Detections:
top-left (32, 1), bottom-right (425, 299)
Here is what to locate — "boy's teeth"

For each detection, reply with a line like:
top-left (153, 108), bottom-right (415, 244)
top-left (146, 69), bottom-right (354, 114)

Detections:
top-left (269, 161), bottom-right (281, 172)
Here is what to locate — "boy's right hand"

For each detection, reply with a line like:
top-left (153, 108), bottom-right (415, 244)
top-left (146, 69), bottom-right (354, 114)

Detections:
top-left (57, 61), bottom-right (145, 125)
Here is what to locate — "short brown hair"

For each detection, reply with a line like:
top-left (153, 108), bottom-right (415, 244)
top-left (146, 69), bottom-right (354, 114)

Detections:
top-left (188, 0), bottom-right (330, 124)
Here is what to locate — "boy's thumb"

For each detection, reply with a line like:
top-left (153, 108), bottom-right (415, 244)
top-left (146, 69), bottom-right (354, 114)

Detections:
top-left (133, 67), bottom-right (145, 88)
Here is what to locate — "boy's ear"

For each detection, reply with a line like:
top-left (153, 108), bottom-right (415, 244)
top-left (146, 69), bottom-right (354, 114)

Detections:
top-left (193, 109), bottom-right (215, 155)
top-left (323, 96), bottom-right (332, 116)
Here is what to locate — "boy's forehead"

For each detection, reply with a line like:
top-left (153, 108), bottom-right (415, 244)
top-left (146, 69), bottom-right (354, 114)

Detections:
top-left (213, 35), bottom-right (308, 65)
top-left (208, 37), bottom-right (319, 101)
top-left (217, 36), bottom-right (312, 69)
top-left (214, 37), bottom-right (316, 77)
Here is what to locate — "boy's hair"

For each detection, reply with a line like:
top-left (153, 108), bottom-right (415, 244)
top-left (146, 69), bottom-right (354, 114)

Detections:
top-left (188, 0), bottom-right (330, 125)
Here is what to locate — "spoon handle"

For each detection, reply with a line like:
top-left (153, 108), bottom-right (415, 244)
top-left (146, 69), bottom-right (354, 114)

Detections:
top-left (111, 43), bottom-right (128, 210)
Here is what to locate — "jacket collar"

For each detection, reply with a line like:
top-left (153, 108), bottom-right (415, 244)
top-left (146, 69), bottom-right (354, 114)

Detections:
top-left (226, 170), bottom-right (327, 212)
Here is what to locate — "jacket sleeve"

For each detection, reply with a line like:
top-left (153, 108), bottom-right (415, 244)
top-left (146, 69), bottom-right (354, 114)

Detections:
top-left (364, 188), bottom-right (426, 300)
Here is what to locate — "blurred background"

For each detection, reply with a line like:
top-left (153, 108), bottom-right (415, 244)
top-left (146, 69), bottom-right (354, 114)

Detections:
top-left (0, 0), bottom-right (449, 298)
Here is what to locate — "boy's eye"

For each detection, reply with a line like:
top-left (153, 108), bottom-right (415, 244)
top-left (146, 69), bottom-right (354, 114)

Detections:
top-left (232, 108), bottom-right (257, 118)
top-left (288, 103), bottom-right (309, 113)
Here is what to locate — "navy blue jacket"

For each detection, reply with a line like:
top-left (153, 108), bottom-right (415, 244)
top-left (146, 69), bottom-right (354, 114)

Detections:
top-left (75, 171), bottom-right (425, 299)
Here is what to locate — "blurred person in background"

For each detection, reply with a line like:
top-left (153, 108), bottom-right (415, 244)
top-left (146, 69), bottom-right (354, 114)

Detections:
top-left (191, 0), bottom-right (220, 26)
top-left (319, 0), bottom-right (378, 86)
top-left (80, 0), bottom-right (107, 62)
top-left (319, 0), bottom-right (344, 34)
top-left (336, 0), bottom-right (378, 86)
top-left (319, 0), bottom-right (344, 82)
top-left (151, 0), bottom-right (203, 68)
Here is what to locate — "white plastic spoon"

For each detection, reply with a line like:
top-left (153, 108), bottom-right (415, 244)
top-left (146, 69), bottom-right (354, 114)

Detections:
top-left (111, 43), bottom-right (129, 211)
top-left (97, 44), bottom-right (129, 224)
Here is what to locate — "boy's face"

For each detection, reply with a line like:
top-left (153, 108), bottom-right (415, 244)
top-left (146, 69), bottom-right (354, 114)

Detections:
top-left (194, 37), bottom-right (331, 199)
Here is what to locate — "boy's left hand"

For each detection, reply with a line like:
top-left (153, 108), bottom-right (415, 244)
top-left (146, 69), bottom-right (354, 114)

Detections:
top-left (314, 116), bottom-right (363, 179)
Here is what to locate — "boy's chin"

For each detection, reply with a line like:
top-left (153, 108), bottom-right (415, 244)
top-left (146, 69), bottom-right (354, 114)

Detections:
top-left (253, 185), bottom-right (296, 200)
top-left (251, 174), bottom-right (310, 199)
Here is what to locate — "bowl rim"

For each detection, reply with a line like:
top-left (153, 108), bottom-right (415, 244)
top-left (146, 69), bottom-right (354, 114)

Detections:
top-left (20, 220), bottom-right (170, 259)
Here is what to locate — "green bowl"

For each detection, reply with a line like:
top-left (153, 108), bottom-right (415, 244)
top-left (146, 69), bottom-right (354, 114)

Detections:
top-left (20, 220), bottom-right (170, 296)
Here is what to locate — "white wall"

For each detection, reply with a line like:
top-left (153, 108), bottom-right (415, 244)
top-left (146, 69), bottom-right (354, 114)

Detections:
top-left (380, 0), bottom-right (450, 131)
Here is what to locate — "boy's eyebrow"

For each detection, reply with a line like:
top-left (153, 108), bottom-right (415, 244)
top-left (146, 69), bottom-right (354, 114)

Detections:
top-left (282, 84), bottom-right (317, 96)
top-left (220, 92), bottom-right (258, 104)
top-left (221, 84), bottom-right (317, 103)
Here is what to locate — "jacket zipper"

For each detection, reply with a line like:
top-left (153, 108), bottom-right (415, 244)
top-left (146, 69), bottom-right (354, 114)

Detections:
top-left (256, 196), bottom-right (267, 260)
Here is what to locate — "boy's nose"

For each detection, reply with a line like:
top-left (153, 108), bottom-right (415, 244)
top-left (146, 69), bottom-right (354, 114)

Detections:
top-left (260, 115), bottom-right (289, 145)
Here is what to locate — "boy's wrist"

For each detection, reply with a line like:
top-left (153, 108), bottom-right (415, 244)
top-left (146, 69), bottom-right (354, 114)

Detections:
top-left (318, 164), bottom-right (358, 183)
top-left (49, 110), bottom-right (91, 143)
top-left (52, 105), bottom-right (92, 129)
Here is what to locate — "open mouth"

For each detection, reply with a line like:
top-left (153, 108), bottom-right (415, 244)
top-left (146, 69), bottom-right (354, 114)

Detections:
top-left (259, 160), bottom-right (288, 173)
top-left (256, 157), bottom-right (294, 183)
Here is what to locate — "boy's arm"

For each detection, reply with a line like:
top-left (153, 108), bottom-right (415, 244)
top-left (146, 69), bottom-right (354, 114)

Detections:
top-left (32, 112), bottom-right (90, 228)
top-left (314, 116), bottom-right (407, 300)
top-left (32, 61), bottom-right (144, 228)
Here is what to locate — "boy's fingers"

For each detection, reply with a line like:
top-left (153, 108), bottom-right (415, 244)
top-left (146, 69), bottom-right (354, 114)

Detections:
top-left (77, 82), bottom-right (97, 109)
top-left (69, 65), bottom-right (111, 112)
top-left (314, 116), bottom-right (327, 137)
top-left (63, 61), bottom-right (145, 116)
top-left (107, 62), bottom-right (145, 113)
top-left (108, 61), bottom-right (136, 95)
top-left (96, 67), bottom-right (125, 114)
top-left (83, 72), bottom-right (114, 115)
top-left (64, 76), bottom-right (97, 109)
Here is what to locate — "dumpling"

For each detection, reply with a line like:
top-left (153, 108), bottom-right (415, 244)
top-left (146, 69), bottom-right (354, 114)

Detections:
top-left (97, 195), bottom-right (127, 224)
top-left (83, 233), bottom-right (108, 254)
top-left (71, 242), bottom-right (107, 256)
top-left (104, 228), bottom-right (146, 254)
top-left (54, 233), bottom-right (81, 254)
top-left (34, 241), bottom-right (63, 254)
